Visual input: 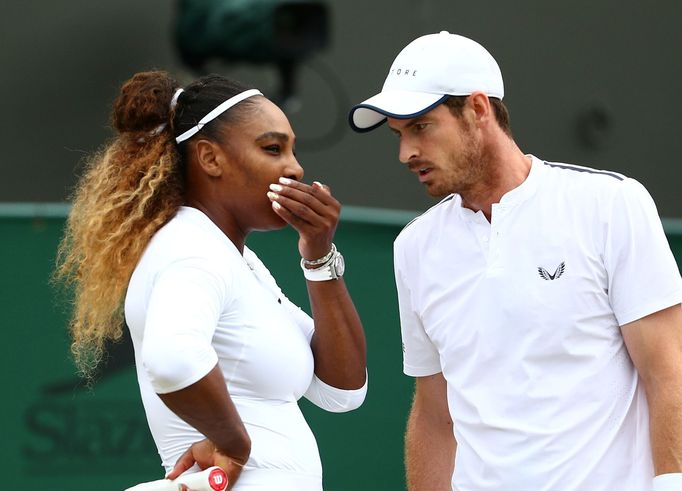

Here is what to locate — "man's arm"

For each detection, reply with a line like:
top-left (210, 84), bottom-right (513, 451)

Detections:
top-left (405, 372), bottom-right (456, 491)
top-left (621, 303), bottom-right (682, 475)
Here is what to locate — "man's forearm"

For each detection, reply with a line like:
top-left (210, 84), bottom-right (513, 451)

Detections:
top-left (405, 406), bottom-right (456, 490)
top-left (648, 380), bottom-right (682, 475)
top-left (621, 304), bottom-right (682, 482)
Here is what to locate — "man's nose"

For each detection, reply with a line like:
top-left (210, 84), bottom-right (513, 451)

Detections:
top-left (398, 139), bottom-right (418, 164)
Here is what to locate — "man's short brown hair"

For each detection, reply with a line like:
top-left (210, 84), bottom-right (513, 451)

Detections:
top-left (443, 96), bottom-right (512, 137)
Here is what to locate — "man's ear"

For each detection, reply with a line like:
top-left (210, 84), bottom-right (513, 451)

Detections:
top-left (466, 91), bottom-right (493, 126)
top-left (194, 139), bottom-right (226, 177)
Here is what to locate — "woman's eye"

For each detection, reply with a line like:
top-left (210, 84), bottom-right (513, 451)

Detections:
top-left (414, 123), bottom-right (428, 132)
top-left (264, 145), bottom-right (281, 154)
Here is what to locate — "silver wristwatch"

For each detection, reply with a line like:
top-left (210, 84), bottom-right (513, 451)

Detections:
top-left (300, 246), bottom-right (345, 281)
top-left (301, 243), bottom-right (337, 267)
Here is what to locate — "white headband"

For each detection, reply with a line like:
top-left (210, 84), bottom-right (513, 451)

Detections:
top-left (170, 88), bottom-right (184, 110)
top-left (146, 88), bottom-right (186, 139)
top-left (175, 88), bottom-right (263, 143)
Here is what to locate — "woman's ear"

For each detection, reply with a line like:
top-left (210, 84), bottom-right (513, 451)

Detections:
top-left (194, 139), bottom-right (226, 177)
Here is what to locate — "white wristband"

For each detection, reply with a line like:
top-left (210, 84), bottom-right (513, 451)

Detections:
top-left (654, 473), bottom-right (682, 491)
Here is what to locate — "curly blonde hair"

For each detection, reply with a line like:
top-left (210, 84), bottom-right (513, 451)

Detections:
top-left (55, 71), bottom-right (184, 377)
top-left (56, 70), bottom-right (260, 378)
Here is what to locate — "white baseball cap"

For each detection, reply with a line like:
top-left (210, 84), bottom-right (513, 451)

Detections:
top-left (349, 31), bottom-right (504, 132)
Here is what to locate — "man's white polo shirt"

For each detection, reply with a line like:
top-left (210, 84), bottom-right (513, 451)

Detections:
top-left (394, 155), bottom-right (682, 491)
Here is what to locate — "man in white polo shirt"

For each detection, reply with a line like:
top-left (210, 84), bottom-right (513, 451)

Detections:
top-left (349, 31), bottom-right (682, 491)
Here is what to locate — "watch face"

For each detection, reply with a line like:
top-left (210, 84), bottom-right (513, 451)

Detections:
top-left (334, 253), bottom-right (345, 277)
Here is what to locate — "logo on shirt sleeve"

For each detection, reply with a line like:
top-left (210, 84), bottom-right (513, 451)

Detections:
top-left (538, 261), bottom-right (565, 281)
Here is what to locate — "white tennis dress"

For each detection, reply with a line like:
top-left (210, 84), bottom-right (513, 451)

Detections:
top-left (125, 206), bottom-right (366, 490)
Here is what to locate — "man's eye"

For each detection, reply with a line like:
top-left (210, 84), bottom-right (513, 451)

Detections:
top-left (264, 145), bottom-right (281, 154)
top-left (414, 123), bottom-right (428, 131)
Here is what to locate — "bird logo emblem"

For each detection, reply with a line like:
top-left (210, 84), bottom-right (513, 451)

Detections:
top-left (538, 262), bottom-right (565, 281)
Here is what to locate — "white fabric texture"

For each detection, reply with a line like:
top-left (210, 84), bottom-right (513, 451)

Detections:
top-left (394, 156), bottom-right (682, 491)
top-left (653, 473), bottom-right (682, 491)
top-left (125, 206), bottom-right (365, 490)
top-left (304, 372), bottom-right (368, 413)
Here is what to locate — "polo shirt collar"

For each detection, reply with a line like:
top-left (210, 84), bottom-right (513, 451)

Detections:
top-left (456, 154), bottom-right (544, 221)
top-left (498, 154), bottom-right (543, 206)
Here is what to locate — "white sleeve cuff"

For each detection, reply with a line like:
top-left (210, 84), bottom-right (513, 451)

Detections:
top-left (654, 473), bottom-right (682, 491)
top-left (303, 371), bottom-right (368, 413)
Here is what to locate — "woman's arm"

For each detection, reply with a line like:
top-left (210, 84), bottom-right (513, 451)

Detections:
top-left (161, 365), bottom-right (250, 487)
top-left (305, 276), bottom-right (367, 389)
top-left (141, 264), bottom-right (249, 486)
top-left (268, 178), bottom-right (367, 389)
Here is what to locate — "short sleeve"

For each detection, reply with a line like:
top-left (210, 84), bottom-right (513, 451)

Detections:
top-left (141, 258), bottom-right (226, 394)
top-left (605, 178), bottom-right (682, 326)
top-left (303, 372), bottom-right (368, 413)
top-left (394, 242), bottom-right (442, 377)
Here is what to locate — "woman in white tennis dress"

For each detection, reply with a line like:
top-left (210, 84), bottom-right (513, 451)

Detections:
top-left (57, 71), bottom-right (367, 490)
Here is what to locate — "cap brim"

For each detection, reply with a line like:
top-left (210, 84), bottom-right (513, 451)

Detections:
top-left (349, 91), bottom-right (449, 133)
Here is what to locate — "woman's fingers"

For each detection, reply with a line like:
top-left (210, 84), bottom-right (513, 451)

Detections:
top-left (268, 179), bottom-right (339, 218)
top-left (268, 178), bottom-right (341, 231)
top-left (269, 179), bottom-right (341, 260)
top-left (278, 178), bottom-right (336, 206)
top-left (166, 446), bottom-right (197, 480)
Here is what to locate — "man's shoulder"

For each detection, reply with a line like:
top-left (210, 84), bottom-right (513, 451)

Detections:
top-left (395, 195), bottom-right (457, 246)
top-left (538, 160), bottom-right (654, 211)
top-left (541, 160), bottom-right (627, 186)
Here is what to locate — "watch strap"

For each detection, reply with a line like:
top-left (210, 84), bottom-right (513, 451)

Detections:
top-left (301, 251), bottom-right (344, 281)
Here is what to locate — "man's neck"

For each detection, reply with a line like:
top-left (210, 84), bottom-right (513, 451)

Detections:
top-left (460, 140), bottom-right (531, 222)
